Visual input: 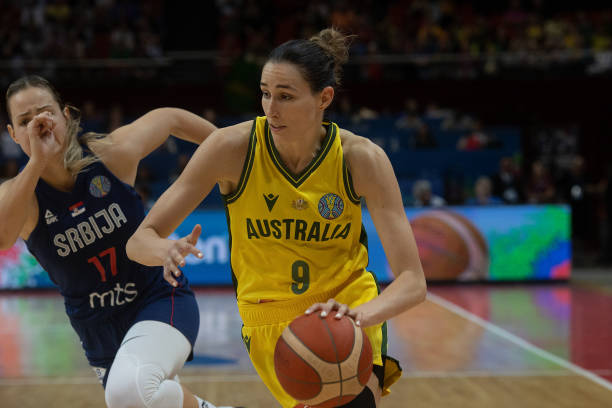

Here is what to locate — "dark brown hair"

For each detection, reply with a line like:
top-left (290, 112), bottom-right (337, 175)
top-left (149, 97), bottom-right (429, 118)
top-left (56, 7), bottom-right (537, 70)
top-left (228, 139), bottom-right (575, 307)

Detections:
top-left (267, 28), bottom-right (351, 92)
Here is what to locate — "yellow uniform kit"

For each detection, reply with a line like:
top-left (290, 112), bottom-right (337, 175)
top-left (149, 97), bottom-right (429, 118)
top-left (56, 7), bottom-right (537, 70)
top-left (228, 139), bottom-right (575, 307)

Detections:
top-left (223, 117), bottom-right (401, 407)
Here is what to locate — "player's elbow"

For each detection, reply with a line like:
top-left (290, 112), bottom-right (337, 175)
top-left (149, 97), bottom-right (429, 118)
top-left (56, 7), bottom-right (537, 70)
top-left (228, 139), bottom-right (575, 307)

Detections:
top-left (125, 233), bottom-right (139, 262)
top-left (0, 232), bottom-right (18, 251)
top-left (415, 277), bottom-right (427, 305)
top-left (410, 271), bottom-right (427, 306)
top-left (0, 240), bottom-right (12, 251)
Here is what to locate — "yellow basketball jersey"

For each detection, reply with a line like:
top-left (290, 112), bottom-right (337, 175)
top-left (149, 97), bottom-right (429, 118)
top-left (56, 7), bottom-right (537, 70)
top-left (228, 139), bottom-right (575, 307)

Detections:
top-left (223, 116), bottom-right (370, 306)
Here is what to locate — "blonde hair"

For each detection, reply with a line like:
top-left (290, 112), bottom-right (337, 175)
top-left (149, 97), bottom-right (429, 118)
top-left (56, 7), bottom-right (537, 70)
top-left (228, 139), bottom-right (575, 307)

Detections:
top-left (62, 106), bottom-right (108, 176)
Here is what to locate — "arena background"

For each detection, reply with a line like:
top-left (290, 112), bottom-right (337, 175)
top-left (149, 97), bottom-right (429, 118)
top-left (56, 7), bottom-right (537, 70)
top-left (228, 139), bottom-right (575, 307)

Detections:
top-left (1, 1), bottom-right (612, 407)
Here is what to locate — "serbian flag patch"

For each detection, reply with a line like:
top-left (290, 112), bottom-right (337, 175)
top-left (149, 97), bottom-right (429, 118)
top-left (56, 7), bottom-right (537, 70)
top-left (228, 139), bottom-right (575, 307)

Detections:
top-left (69, 201), bottom-right (86, 217)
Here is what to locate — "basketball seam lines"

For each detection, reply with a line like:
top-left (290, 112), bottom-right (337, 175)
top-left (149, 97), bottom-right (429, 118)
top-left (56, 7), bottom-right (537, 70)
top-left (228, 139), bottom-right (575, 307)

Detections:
top-left (284, 328), bottom-right (324, 388)
top-left (322, 318), bottom-right (344, 401)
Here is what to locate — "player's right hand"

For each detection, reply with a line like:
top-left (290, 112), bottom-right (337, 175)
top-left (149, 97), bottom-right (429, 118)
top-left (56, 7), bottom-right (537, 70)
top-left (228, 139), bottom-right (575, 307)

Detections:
top-left (27, 112), bottom-right (62, 166)
top-left (162, 224), bottom-right (203, 287)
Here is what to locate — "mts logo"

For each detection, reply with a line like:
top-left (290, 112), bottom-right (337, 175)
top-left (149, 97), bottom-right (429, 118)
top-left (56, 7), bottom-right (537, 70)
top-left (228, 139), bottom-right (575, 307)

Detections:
top-left (89, 282), bottom-right (138, 309)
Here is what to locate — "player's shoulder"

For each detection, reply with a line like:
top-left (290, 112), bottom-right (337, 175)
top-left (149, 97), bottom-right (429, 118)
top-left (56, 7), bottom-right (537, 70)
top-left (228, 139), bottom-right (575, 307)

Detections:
top-left (338, 127), bottom-right (386, 166)
top-left (210, 120), bottom-right (254, 148)
top-left (0, 176), bottom-right (16, 198)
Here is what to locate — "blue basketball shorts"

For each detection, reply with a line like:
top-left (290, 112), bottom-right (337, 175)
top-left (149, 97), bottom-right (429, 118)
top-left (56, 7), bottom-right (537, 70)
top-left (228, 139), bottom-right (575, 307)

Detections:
top-left (69, 275), bottom-right (199, 379)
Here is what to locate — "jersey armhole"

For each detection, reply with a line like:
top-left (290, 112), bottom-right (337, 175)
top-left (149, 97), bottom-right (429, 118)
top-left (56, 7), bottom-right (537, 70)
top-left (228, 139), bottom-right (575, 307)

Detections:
top-left (343, 156), bottom-right (361, 205)
top-left (23, 194), bottom-right (41, 243)
top-left (223, 120), bottom-right (258, 204)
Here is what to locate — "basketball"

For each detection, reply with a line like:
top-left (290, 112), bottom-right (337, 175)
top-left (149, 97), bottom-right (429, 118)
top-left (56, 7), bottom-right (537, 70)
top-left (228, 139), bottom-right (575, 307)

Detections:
top-left (274, 313), bottom-right (373, 407)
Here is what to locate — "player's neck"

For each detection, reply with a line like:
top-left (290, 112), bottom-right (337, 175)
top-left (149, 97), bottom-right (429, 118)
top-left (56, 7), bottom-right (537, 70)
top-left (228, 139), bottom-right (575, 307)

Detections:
top-left (274, 125), bottom-right (325, 175)
top-left (40, 159), bottom-right (76, 192)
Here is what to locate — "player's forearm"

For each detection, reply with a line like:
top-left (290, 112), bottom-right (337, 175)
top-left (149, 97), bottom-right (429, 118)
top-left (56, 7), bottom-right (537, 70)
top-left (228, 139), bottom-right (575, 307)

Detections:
top-left (166, 108), bottom-right (217, 145)
top-left (0, 160), bottom-right (44, 249)
top-left (356, 270), bottom-right (427, 328)
top-left (126, 226), bottom-right (170, 267)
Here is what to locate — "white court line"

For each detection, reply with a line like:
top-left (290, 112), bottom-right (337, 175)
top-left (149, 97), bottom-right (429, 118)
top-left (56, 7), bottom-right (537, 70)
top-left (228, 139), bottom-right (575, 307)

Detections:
top-left (427, 292), bottom-right (612, 392)
top-left (0, 374), bottom-right (263, 386)
top-left (4, 369), bottom-right (612, 387)
top-left (0, 370), bottom-right (586, 387)
top-left (403, 369), bottom-right (572, 378)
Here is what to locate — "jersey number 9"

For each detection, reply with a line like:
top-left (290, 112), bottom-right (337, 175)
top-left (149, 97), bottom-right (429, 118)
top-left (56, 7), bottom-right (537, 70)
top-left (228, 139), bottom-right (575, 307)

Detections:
top-left (291, 260), bottom-right (310, 295)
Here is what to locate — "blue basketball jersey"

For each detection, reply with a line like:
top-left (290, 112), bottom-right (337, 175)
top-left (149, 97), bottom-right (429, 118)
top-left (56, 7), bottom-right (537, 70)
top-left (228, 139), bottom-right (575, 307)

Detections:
top-left (26, 159), bottom-right (163, 322)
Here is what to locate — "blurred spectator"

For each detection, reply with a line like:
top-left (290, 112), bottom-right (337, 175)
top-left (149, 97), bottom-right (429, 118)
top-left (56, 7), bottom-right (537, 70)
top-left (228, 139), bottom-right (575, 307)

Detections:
top-left (355, 106), bottom-right (379, 120)
top-left (170, 153), bottom-right (190, 183)
top-left (424, 102), bottom-right (453, 121)
top-left (80, 100), bottom-right (106, 133)
top-left (412, 179), bottom-right (446, 207)
top-left (465, 176), bottom-right (503, 206)
top-left (108, 103), bottom-right (124, 132)
top-left (525, 160), bottom-right (557, 204)
top-left (395, 98), bottom-right (423, 130)
top-left (1, 129), bottom-right (23, 160)
top-left (135, 164), bottom-right (154, 185)
top-left (559, 155), bottom-right (590, 249)
top-left (135, 183), bottom-right (155, 212)
top-left (492, 156), bottom-right (523, 204)
top-left (410, 123), bottom-right (438, 149)
top-left (202, 108), bottom-right (217, 124)
top-left (457, 120), bottom-right (494, 151)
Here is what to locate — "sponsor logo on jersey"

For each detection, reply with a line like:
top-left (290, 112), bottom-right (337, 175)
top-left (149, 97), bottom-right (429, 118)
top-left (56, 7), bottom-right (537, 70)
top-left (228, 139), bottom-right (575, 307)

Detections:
top-left (292, 198), bottom-right (308, 210)
top-left (69, 201), bottom-right (86, 217)
top-left (89, 282), bottom-right (138, 309)
top-left (263, 193), bottom-right (279, 212)
top-left (318, 193), bottom-right (344, 220)
top-left (245, 217), bottom-right (351, 241)
top-left (45, 209), bottom-right (58, 225)
top-left (54, 202), bottom-right (128, 257)
top-left (89, 175), bottom-right (111, 198)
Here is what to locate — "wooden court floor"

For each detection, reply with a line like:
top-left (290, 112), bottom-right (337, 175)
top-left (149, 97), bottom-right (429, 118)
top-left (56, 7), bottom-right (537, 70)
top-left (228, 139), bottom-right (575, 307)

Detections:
top-left (1, 279), bottom-right (612, 408)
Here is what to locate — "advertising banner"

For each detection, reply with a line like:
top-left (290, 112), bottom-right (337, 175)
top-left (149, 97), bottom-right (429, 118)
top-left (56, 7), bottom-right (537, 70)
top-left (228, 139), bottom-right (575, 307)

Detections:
top-left (0, 205), bottom-right (570, 289)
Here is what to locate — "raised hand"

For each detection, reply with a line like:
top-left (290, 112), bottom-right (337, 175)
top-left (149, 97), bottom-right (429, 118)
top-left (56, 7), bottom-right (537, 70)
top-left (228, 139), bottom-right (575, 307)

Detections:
top-left (162, 224), bottom-right (203, 287)
top-left (27, 111), bottom-right (62, 165)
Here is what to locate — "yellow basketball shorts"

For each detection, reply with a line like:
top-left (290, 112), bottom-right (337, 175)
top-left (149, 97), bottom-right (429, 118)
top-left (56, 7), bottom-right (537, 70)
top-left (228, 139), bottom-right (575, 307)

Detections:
top-left (238, 272), bottom-right (402, 408)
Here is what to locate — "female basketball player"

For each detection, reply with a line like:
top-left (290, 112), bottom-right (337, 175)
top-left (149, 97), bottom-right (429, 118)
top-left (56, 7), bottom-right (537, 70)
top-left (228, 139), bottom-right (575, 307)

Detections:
top-left (0, 76), bottom-right (239, 408)
top-left (127, 28), bottom-right (427, 408)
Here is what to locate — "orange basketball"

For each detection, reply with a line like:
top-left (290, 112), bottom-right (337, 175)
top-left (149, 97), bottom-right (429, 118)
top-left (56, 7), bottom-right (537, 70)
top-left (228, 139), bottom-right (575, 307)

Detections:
top-left (274, 313), bottom-right (373, 408)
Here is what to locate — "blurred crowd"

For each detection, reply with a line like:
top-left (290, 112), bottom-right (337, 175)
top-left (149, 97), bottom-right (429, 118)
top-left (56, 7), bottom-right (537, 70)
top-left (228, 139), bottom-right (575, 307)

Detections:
top-left (0, 0), bottom-right (609, 62)
top-left (0, 0), bottom-right (164, 61)
top-left (216, 0), bottom-right (612, 60)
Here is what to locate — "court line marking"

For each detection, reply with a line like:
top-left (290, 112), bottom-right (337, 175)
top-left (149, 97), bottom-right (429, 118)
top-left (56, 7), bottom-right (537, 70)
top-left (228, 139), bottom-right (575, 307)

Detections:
top-left (404, 370), bottom-right (571, 378)
top-left (0, 374), bottom-right (262, 386)
top-left (0, 370), bottom-right (594, 386)
top-left (427, 292), bottom-right (612, 392)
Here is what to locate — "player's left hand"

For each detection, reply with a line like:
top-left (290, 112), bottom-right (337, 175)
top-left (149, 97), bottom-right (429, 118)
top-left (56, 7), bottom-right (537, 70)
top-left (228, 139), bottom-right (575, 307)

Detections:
top-left (162, 224), bottom-right (203, 287)
top-left (305, 298), bottom-right (363, 327)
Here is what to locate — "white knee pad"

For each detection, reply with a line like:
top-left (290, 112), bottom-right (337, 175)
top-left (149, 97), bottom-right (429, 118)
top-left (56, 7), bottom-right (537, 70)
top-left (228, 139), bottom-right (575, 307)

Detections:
top-left (104, 321), bottom-right (191, 408)
top-left (105, 354), bottom-right (183, 408)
